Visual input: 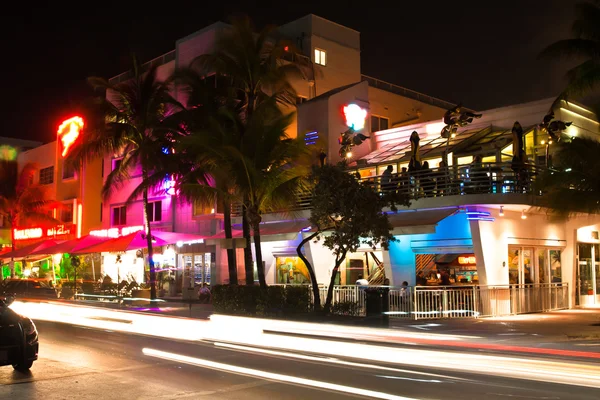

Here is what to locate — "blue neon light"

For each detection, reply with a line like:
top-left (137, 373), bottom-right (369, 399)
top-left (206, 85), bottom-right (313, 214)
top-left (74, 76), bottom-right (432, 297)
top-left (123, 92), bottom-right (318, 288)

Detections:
top-left (304, 131), bottom-right (318, 146)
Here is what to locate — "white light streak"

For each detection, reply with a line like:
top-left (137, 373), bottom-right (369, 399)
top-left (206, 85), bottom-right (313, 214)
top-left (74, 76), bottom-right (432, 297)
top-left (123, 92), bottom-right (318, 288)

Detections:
top-left (142, 347), bottom-right (418, 400)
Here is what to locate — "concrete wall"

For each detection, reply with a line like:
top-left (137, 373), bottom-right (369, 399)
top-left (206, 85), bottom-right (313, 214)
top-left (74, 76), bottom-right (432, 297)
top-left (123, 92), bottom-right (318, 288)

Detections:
top-left (368, 87), bottom-right (446, 129)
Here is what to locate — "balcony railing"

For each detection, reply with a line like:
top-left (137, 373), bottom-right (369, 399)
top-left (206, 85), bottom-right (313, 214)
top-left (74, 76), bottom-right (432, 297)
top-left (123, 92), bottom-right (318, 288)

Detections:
top-left (233, 162), bottom-right (543, 217)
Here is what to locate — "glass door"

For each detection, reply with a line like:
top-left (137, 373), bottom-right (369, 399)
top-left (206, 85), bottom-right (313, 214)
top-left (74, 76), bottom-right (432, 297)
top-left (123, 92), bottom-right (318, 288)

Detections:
top-left (577, 243), bottom-right (597, 306)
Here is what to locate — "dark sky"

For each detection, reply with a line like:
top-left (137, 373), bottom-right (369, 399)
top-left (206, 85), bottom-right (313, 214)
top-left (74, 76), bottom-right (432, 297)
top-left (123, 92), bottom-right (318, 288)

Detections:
top-left (1, 0), bottom-right (576, 143)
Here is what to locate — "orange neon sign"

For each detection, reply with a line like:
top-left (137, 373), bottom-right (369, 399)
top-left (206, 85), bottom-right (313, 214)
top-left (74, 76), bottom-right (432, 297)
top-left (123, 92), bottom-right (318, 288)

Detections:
top-left (57, 116), bottom-right (84, 157)
top-left (13, 225), bottom-right (74, 240)
top-left (458, 256), bottom-right (476, 265)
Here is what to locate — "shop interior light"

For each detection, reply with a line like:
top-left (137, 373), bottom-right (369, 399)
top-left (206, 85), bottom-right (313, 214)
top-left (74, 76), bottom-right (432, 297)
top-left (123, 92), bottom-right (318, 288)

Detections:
top-left (499, 206), bottom-right (504, 217)
top-left (346, 151), bottom-right (353, 159)
top-left (521, 209), bottom-right (527, 219)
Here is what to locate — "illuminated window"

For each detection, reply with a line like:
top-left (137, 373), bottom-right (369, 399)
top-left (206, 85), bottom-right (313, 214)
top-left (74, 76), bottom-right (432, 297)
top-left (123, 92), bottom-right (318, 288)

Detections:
top-left (39, 166), bottom-right (54, 185)
top-left (371, 115), bottom-right (389, 132)
top-left (62, 160), bottom-right (76, 180)
top-left (61, 203), bottom-right (73, 223)
top-left (314, 48), bottom-right (326, 66)
top-left (193, 200), bottom-right (215, 216)
top-left (146, 201), bottom-right (162, 222)
top-left (112, 206), bottom-right (127, 226)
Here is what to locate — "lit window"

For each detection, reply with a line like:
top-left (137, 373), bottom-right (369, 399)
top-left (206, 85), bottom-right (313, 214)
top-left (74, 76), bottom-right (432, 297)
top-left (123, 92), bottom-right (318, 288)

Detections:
top-left (314, 48), bottom-right (326, 66)
top-left (194, 200), bottom-right (215, 216)
top-left (39, 166), bottom-right (54, 185)
top-left (147, 201), bottom-right (162, 222)
top-left (112, 206), bottom-right (127, 226)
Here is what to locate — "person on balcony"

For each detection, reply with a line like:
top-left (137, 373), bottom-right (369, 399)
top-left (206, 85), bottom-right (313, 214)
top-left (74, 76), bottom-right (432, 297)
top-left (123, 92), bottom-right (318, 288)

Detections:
top-left (436, 160), bottom-right (448, 196)
top-left (416, 271), bottom-right (428, 286)
top-left (420, 161), bottom-right (435, 197)
top-left (381, 165), bottom-right (394, 192)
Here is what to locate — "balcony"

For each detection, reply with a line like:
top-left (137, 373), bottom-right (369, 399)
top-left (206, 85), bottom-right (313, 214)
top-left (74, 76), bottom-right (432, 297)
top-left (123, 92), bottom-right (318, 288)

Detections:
top-left (232, 162), bottom-right (543, 217)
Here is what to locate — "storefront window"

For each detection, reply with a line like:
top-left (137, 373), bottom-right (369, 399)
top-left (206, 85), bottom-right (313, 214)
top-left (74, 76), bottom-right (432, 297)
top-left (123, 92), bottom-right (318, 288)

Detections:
top-left (578, 243), bottom-right (593, 295)
top-left (275, 256), bottom-right (310, 284)
top-left (538, 250), bottom-right (548, 284)
top-left (508, 248), bottom-right (520, 284)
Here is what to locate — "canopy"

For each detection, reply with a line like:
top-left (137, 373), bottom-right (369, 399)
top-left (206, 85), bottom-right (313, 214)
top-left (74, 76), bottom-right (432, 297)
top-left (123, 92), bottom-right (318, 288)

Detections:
top-left (148, 231), bottom-right (206, 245)
top-left (28, 235), bottom-right (110, 256)
top-left (77, 231), bottom-right (171, 253)
top-left (0, 239), bottom-right (63, 262)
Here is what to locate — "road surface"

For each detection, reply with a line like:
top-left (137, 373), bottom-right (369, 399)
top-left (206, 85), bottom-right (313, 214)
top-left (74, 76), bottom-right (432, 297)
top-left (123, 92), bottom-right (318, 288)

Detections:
top-left (1, 319), bottom-right (599, 400)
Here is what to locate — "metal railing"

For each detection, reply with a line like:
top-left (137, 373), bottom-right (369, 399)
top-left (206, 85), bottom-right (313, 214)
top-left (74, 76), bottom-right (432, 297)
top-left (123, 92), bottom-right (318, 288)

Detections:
top-left (361, 75), bottom-right (457, 110)
top-left (279, 282), bottom-right (568, 319)
top-left (232, 162), bottom-right (543, 216)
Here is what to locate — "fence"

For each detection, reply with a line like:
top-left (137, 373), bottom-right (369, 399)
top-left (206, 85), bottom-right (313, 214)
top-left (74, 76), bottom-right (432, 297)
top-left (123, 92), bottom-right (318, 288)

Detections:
top-left (289, 283), bottom-right (569, 319)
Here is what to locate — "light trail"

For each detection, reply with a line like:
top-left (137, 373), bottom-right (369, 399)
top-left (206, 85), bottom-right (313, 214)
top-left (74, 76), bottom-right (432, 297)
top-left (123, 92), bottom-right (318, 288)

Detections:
top-left (10, 300), bottom-right (600, 389)
top-left (142, 347), bottom-right (419, 400)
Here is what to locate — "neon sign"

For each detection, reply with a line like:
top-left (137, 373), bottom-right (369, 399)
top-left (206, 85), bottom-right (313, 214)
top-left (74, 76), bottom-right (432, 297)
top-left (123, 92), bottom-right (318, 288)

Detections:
top-left (458, 256), bottom-right (476, 265)
top-left (57, 116), bottom-right (84, 157)
top-left (14, 224), bottom-right (74, 240)
top-left (343, 104), bottom-right (367, 131)
top-left (89, 225), bottom-right (144, 238)
top-left (164, 175), bottom-right (176, 196)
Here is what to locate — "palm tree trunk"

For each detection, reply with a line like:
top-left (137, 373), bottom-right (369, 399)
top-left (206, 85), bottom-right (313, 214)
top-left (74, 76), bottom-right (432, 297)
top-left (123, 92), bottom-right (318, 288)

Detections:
top-left (222, 198), bottom-right (238, 285)
top-left (142, 185), bottom-right (157, 300)
top-left (324, 251), bottom-right (347, 314)
top-left (253, 223), bottom-right (266, 288)
top-left (10, 216), bottom-right (15, 278)
top-left (241, 203), bottom-right (254, 285)
top-left (296, 231), bottom-right (322, 312)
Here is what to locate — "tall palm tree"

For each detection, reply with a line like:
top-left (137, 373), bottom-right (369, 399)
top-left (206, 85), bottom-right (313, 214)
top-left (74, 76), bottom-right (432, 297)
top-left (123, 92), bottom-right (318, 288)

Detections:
top-left (168, 64), bottom-right (243, 285)
top-left (68, 58), bottom-right (183, 300)
top-left (536, 136), bottom-right (600, 215)
top-left (540, 1), bottom-right (600, 104)
top-left (0, 163), bottom-right (59, 277)
top-left (232, 101), bottom-right (310, 288)
top-left (192, 16), bottom-right (306, 284)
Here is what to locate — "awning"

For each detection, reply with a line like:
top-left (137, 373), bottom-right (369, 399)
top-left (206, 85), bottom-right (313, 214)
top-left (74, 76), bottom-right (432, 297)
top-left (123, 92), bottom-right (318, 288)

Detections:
top-left (207, 220), bottom-right (310, 245)
top-left (74, 230), bottom-right (207, 254)
top-left (1, 239), bottom-right (64, 262)
top-left (388, 208), bottom-right (457, 235)
top-left (28, 235), bottom-right (110, 256)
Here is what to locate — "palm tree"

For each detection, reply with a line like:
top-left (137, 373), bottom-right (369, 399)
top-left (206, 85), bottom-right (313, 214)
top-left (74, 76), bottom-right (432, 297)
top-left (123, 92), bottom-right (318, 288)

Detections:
top-left (233, 101), bottom-right (311, 288)
top-left (536, 136), bottom-right (600, 215)
top-left (68, 58), bottom-right (183, 300)
top-left (0, 163), bottom-right (59, 277)
top-left (192, 16), bottom-right (306, 284)
top-left (168, 64), bottom-right (244, 285)
top-left (540, 1), bottom-right (600, 104)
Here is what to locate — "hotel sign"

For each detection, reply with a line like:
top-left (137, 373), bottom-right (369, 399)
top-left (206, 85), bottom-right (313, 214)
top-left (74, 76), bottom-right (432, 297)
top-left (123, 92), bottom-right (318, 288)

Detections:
top-left (89, 225), bottom-right (144, 238)
top-left (14, 224), bottom-right (74, 241)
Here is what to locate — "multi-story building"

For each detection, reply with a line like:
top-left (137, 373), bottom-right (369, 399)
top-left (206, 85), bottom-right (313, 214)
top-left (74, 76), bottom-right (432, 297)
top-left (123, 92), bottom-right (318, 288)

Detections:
top-left (7, 14), bottom-right (600, 311)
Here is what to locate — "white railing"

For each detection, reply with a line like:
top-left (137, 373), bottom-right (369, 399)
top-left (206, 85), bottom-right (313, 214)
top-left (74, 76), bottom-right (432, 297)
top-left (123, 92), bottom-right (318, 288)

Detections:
top-left (272, 283), bottom-right (568, 319)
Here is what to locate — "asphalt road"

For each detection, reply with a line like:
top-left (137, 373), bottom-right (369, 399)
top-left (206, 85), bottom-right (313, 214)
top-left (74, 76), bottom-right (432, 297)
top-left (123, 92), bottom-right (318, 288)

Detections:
top-left (1, 320), bottom-right (600, 400)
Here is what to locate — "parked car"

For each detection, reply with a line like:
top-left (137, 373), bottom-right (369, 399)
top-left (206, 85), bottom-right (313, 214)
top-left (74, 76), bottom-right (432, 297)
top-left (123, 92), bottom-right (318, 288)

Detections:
top-left (1, 279), bottom-right (58, 300)
top-left (0, 295), bottom-right (39, 371)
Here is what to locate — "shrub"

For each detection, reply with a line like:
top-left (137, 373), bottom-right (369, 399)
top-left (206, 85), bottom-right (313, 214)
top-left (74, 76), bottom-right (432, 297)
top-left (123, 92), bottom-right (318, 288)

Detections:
top-left (212, 285), bottom-right (311, 317)
top-left (330, 301), bottom-right (360, 316)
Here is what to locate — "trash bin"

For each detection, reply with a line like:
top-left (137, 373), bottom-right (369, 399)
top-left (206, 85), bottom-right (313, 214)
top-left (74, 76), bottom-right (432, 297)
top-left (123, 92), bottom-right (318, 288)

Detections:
top-left (365, 287), bottom-right (390, 327)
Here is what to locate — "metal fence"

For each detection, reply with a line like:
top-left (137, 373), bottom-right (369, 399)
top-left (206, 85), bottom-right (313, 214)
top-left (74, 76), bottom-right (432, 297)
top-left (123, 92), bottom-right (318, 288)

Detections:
top-left (290, 283), bottom-right (569, 319)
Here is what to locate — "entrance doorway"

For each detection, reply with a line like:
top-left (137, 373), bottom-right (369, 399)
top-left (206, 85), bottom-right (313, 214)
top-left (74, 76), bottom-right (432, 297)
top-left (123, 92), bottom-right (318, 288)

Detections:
top-left (577, 243), bottom-right (600, 306)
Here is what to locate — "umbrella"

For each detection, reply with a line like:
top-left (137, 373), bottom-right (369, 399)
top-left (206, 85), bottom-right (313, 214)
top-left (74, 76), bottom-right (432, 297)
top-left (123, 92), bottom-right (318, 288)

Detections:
top-left (0, 239), bottom-right (63, 262)
top-left (28, 235), bottom-right (110, 256)
top-left (77, 231), bottom-right (170, 253)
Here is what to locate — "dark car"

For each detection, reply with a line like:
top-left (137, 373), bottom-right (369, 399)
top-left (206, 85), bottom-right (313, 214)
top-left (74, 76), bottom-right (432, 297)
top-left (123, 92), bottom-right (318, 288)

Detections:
top-left (1, 279), bottom-right (58, 300)
top-left (0, 296), bottom-right (38, 371)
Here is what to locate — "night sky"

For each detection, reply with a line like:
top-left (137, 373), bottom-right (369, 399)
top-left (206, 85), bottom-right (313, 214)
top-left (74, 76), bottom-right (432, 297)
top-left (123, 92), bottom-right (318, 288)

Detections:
top-left (2, 0), bottom-right (576, 144)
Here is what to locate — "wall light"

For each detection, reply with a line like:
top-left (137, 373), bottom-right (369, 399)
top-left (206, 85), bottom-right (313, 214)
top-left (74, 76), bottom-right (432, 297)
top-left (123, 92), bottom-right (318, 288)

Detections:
top-left (499, 206), bottom-right (504, 217)
top-left (521, 209), bottom-right (527, 220)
